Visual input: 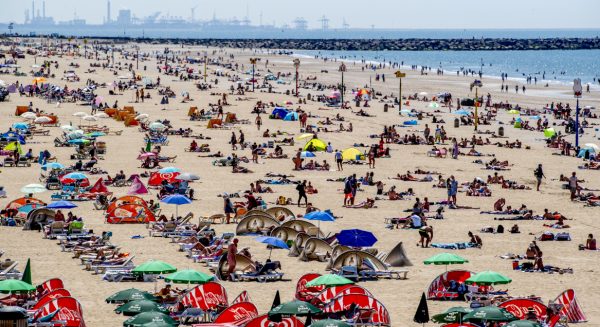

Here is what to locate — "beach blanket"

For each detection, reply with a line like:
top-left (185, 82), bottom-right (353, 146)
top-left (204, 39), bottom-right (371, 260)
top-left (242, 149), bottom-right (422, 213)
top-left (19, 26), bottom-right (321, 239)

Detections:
top-left (431, 242), bottom-right (475, 250)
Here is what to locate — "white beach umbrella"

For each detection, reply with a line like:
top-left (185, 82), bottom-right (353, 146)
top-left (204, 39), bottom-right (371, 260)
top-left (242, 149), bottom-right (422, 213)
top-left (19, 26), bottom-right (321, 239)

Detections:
top-left (82, 115), bottom-right (98, 122)
top-left (94, 112), bottom-right (110, 118)
top-left (73, 112), bottom-right (87, 118)
top-left (34, 116), bottom-right (52, 124)
top-left (135, 113), bottom-right (149, 121)
top-left (149, 122), bottom-right (167, 131)
top-left (20, 112), bottom-right (37, 120)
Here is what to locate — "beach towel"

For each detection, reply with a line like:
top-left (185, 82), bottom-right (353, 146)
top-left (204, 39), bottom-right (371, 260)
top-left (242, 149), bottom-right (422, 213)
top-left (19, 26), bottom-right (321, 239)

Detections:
top-left (431, 242), bottom-right (474, 250)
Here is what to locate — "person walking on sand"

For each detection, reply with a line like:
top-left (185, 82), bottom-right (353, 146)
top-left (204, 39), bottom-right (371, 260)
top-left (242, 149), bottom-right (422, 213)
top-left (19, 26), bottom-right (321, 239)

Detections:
top-left (335, 149), bottom-right (343, 171)
top-left (534, 164), bottom-right (546, 191)
top-left (226, 238), bottom-right (239, 281)
top-left (230, 131), bottom-right (237, 151)
top-left (223, 193), bottom-right (234, 224)
top-left (255, 114), bottom-right (262, 130)
top-left (296, 180), bottom-right (308, 207)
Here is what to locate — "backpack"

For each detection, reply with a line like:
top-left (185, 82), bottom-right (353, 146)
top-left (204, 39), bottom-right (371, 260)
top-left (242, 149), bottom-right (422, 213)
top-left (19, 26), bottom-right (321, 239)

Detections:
top-left (496, 225), bottom-right (504, 233)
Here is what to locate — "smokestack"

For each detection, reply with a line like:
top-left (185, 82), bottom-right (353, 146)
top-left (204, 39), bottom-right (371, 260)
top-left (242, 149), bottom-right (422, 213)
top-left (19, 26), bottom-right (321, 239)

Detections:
top-left (32, 0), bottom-right (35, 19)
top-left (107, 0), bottom-right (111, 23)
top-left (42, 1), bottom-right (45, 18)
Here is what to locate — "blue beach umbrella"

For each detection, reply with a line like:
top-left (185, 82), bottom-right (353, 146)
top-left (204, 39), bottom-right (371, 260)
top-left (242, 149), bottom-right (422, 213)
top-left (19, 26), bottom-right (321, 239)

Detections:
top-left (300, 151), bottom-right (316, 158)
top-left (455, 109), bottom-right (470, 116)
top-left (160, 194), bottom-right (192, 218)
top-left (41, 162), bottom-right (65, 171)
top-left (12, 122), bottom-right (29, 130)
top-left (63, 172), bottom-right (88, 180)
top-left (255, 236), bottom-right (289, 259)
top-left (337, 229), bottom-right (378, 247)
top-left (158, 167), bottom-right (181, 173)
top-left (46, 200), bottom-right (78, 209)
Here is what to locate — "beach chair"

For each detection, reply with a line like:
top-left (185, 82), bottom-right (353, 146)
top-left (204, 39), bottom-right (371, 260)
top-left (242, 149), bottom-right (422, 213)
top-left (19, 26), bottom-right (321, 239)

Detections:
top-left (3, 157), bottom-right (15, 167)
top-left (0, 261), bottom-right (22, 281)
top-left (90, 255), bottom-right (135, 274)
top-left (360, 258), bottom-right (409, 280)
top-left (16, 157), bottom-right (31, 167)
top-left (336, 266), bottom-right (360, 282)
top-left (238, 261), bottom-right (284, 283)
top-left (46, 222), bottom-right (68, 239)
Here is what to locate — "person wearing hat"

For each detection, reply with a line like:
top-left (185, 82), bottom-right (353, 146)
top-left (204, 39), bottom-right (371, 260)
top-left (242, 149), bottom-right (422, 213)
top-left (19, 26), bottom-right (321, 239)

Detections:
top-left (227, 238), bottom-right (239, 281)
top-left (223, 193), bottom-right (234, 224)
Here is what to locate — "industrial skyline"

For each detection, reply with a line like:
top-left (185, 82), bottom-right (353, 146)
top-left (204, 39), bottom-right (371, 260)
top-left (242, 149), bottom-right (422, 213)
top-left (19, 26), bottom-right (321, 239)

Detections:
top-left (4, 0), bottom-right (600, 29)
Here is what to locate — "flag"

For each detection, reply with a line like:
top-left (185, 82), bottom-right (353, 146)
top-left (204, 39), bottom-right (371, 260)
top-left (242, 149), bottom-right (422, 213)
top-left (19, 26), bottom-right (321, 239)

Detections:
top-left (21, 258), bottom-right (32, 284)
top-left (553, 289), bottom-right (587, 323)
top-left (413, 292), bottom-right (429, 324)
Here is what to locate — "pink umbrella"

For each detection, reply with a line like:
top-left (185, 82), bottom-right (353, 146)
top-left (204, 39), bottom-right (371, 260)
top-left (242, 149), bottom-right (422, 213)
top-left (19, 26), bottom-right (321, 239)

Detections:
top-left (137, 152), bottom-right (157, 160)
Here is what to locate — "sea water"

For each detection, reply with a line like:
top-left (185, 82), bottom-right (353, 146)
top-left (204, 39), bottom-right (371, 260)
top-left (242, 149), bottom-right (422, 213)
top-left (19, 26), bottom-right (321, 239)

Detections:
top-left (296, 49), bottom-right (600, 85)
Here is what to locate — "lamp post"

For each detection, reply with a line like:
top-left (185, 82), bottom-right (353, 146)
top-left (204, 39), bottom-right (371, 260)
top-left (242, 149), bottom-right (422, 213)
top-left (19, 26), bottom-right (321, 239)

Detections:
top-left (339, 63), bottom-right (346, 107)
top-left (249, 58), bottom-right (257, 92)
top-left (573, 78), bottom-right (583, 148)
top-left (471, 80), bottom-right (483, 131)
top-left (203, 51), bottom-right (208, 83)
top-left (394, 70), bottom-right (406, 114)
top-left (293, 58), bottom-right (301, 97)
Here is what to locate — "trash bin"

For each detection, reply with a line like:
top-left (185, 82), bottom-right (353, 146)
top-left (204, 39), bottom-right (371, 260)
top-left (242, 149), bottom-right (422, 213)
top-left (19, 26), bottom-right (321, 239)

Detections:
top-left (454, 118), bottom-right (459, 128)
top-left (384, 104), bottom-right (388, 112)
top-left (498, 126), bottom-right (504, 137)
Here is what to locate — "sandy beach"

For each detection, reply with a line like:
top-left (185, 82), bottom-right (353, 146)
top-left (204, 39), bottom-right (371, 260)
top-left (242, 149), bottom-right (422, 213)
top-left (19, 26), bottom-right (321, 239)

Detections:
top-left (1, 40), bottom-right (599, 326)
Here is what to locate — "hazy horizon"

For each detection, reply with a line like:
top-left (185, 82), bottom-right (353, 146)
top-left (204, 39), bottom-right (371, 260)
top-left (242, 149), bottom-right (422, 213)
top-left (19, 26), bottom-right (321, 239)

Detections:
top-left (2, 0), bottom-right (599, 29)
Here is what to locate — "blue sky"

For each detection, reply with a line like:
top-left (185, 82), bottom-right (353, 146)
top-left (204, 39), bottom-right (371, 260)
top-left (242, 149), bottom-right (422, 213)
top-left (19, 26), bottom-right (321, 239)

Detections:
top-left (4, 0), bottom-right (599, 29)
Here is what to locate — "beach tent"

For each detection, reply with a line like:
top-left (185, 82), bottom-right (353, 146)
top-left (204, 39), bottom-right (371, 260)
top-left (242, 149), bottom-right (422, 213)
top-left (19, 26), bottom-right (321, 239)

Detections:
top-left (106, 196), bottom-right (148, 213)
top-left (303, 138), bottom-right (327, 152)
top-left (312, 285), bottom-right (373, 305)
top-left (384, 242), bottom-right (413, 267)
top-left (499, 299), bottom-right (547, 320)
top-left (330, 250), bottom-right (387, 271)
top-left (341, 148), bottom-right (365, 161)
top-left (5, 197), bottom-right (46, 210)
top-left (427, 270), bottom-right (473, 300)
top-left (295, 273), bottom-right (325, 302)
top-left (284, 112), bottom-right (299, 121)
top-left (322, 294), bottom-right (391, 325)
top-left (32, 297), bottom-right (85, 327)
top-left (235, 214), bottom-right (281, 235)
top-left (105, 204), bottom-right (156, 224)
top-left (271, 108), bottom-right (289, 119)
top-left (23, 208), bottom-right (55, 230)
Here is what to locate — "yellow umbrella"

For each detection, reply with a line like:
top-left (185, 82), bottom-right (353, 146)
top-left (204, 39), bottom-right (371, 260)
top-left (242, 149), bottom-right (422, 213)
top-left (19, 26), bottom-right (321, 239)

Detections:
top-left (297, 133), bottom-right (315, 141)
top-left (342, 148), bottom-right (365, 161)
top-left (3, 141), bottom-right (23, 155)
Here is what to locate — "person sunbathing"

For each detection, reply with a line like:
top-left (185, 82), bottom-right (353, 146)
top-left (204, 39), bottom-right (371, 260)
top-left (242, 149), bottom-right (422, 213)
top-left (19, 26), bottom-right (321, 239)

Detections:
top-left (254, 181), bottom-right (274, 193)
top-left (542, 209), bottom-right (566, 220)
top-left (347, 198), bottom-right (375, 209)
top-left (502, 180), bottom-right (531, 190)
top-left (487, 173), bottom-right (505, 184)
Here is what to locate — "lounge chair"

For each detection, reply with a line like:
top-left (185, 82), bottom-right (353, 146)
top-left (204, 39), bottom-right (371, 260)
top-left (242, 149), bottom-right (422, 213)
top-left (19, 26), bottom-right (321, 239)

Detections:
top-left (90, 255), bottom-right (135, 274)
top-left (360, 258), bottom-right (408, 280)
top-left (46, 222), bottom-right (68, 239)
top-left (237, 261), bottom-right (284, 283)
top-left (0, 261), bottom-right (22, 281)
top-left (3, 157), bottom-right (15, 167)
top-left (16, 157), bottom-right (31, 167)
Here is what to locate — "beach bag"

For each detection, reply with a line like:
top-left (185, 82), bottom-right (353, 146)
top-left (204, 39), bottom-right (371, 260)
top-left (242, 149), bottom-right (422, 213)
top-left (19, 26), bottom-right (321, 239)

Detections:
top-left (277, 196), bottom-right (287, 205)
top-left (541, 232), bottom-right (554, 241)
top-left (496, 225), bottom-right (504, 233)
top-left (555, 232), bottom-right (571, 241)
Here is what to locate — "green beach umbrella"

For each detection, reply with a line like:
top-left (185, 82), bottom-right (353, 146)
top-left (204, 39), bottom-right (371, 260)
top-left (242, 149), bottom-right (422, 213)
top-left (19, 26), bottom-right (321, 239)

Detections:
top-left (305, 274), bottom-right (354, 287)
top-left (0, 279), bottom-right (35, 294)
top-left (424, 253), bottom-right (469, 271)
top-left (463, 306), bottom-right (518, 322)
top-left (106, 288), bottom-right (158, 303)
top-left (123, 312), bottom-right (176, 327)
top-left (543, 128), bottom-right (556, 138)
top-left (140, 322), bottom-right (175, 327)
top-left (432, 307), bottom-right (472, 323)
top-left (505, 320), bottom-right (542, 327)
top-left (465, 270), bottom-right (512, 286)
top-left (269, 300), bottom-right (322, 317)
top-left (115, 300), bottom-right (168, 316)
top-left (21, 258), bottom-right (32, 285)
top-left (310, 319), bottom-right (351, 327)
top-left (164, 270), bottom-right (213, 284)
top-left (132, 260), bottom-right (177, 275)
